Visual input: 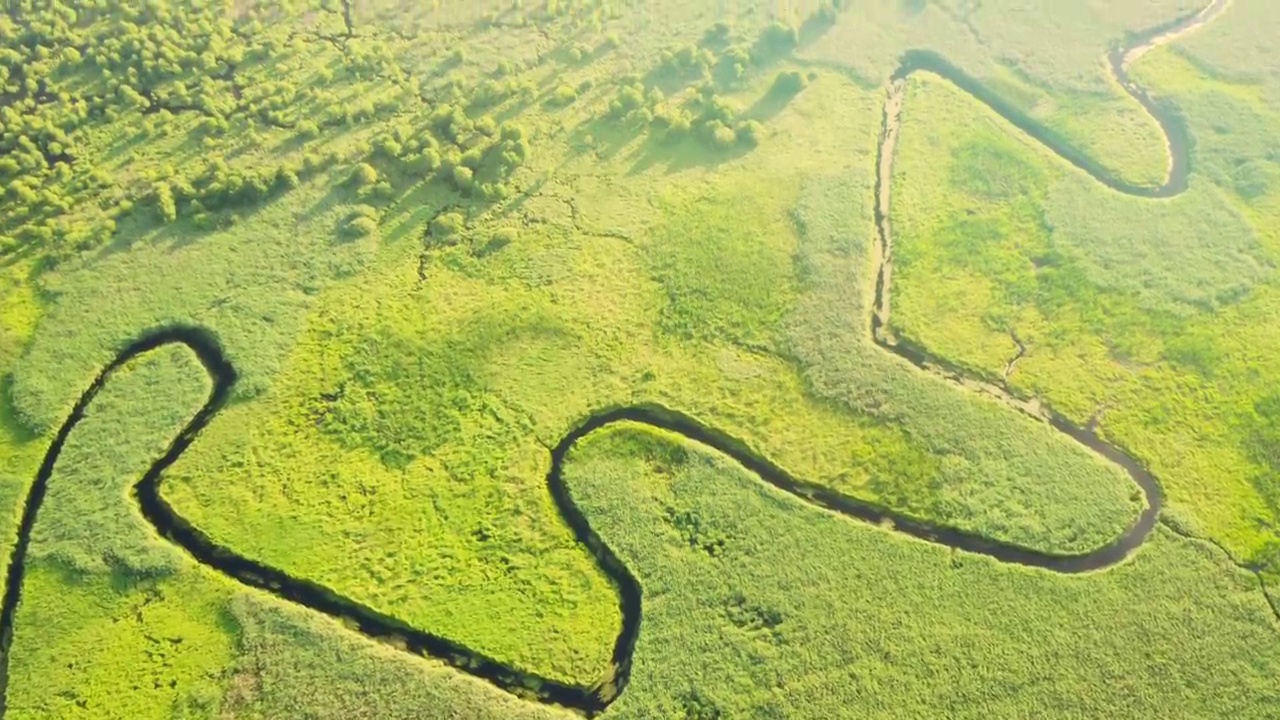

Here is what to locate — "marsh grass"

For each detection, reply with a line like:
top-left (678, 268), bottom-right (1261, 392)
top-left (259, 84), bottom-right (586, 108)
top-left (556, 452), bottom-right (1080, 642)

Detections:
top-left (887, 29), bottom-right (1280, 597)
top-left (2, 0), bottom-right (1275, 715)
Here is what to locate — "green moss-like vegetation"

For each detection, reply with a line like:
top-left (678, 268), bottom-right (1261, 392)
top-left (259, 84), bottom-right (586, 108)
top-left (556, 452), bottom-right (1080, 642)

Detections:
top-left (887, 8), bottom-right (1280, 604)
top-left (222, 593), bottom-right (575, 720)
top-left (5, 347), bottom-right (233, 719)
top-left (1, 0), bottom-right (1276, 717)
top-left (566, 424), bottom-right (1280, 719)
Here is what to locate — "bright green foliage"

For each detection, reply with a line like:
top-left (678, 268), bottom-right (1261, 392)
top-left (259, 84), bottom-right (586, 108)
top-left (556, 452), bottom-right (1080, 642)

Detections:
top-left (5, 348), bottom-right (233, 719)
top-left (887, 26), bottom-right (1280, 599)
top-left (352, 163), bottom-right (380, 187)
top-left (551, 85), bottom-right (578, 106)
top-left (223, 594), bottom-right (575, 720)
top-left (6, 564), bottom-right (237, 720)
top-left (565, 425), bottom-right (1280, 719)
top-left (157, 150), bottom-right (1141, 692)
top-left (29, 345), bottom-right (210, 574)
top-left (2, 0), bottom-right (1277, 717)
top-left (642, 183), bottom-right (798, 347)
top-left (1045, 180), bottom-right (1266, 312)
top-left (345, 215), bottom-right (379, 238)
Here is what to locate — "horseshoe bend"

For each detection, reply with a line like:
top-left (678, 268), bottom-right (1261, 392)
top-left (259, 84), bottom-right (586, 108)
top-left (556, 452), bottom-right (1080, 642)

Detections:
top-left (1, 1), bottom-right (1278, 718)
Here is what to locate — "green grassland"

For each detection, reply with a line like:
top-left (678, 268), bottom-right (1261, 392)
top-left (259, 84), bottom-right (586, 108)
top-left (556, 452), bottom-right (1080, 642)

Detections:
top-left (1, 0), bottom-right (1278, 717)
top-left (157, 79), bottom-right (1142, 687)
top-left (566, 424), bottom-right (1280, 719)
top-left (886, 0), bottom-right (1280, 601)
top-left (796, 0), bottom-right (1198, 189)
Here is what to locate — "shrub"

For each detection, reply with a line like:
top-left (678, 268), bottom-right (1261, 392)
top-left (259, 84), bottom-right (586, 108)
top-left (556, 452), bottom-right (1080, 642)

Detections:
top-left (154, 182), bottom-right (177, 223)
top-left (345, 216), bottom-right (378, 238)
top-left (703, 21), bottom-right (733, 46)
top-left (500, 123), bottom-right (526, 143)
top-left (710, 123), bottom-right (737, 148)
top-left (736, 120), bottom-right (764, 147)
top-left (550, 84), bottom-right (577, 106)
top-left (350, 204), bottom-right (379, 221)
top-left (375, 135), bottom-right (403, 158)
top-left (430, 211), bottom-right (465, 238)
top-left (351, 162), bottom-right (378, 186)
top-left (771, 70), bottom-right (807, 97)
top-left (477, 226), bottom-right (518, 257)
top-left (814, 0), bottom-right (841, 25)
top-left (451, 165), bottom-right (474, 191)
top-left (747, 19), bottom-right (798, 61)
top-left (666, 112), bottom-right (693, 139)
top-left (460, 147), bottom-right (485, 169)
top-left (475, 115), bottom-right (498, 137)
top-left (608, 84), bottom-right (646, 119)
top-left (418, 149), bottom-right (441, 173)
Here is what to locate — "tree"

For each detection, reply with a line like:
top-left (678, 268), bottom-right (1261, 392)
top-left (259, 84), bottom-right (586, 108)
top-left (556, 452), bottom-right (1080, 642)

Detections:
top-left (451, 165), bottom-right (474, 191)
top-left (500, 123), bottom-right (526, 143)
top-left (710, 123), bottom-right (737, 148)
top-left (418, 148), bottom-right (442, 173)
top-left (475, 115), bottom-right (498, 137)
top-left (754, 20), bottom-right (799, 61)
top-left (771, 70), bottom-right (807, 97)
top-left (550, 84), bottom-right (577, 106)
top-left (735, 120), bottom-right (764, 147)
top-left (491, 227), bottom-right (519, 245)
top-left (430, 212), bottom-right (465, 238)
top-left (460, 147), bottom-right (485, 169)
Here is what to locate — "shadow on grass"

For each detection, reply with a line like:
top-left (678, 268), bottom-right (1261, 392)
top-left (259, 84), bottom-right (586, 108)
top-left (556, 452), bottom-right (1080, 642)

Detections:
top-left (0, 243), bottom-right (39, 273)
top-left (626, 132), bottom-right (754, 176)
top-left (0, 374), bottom-right (39, 446)
top-left (743, 81), bottom-right (807, 124)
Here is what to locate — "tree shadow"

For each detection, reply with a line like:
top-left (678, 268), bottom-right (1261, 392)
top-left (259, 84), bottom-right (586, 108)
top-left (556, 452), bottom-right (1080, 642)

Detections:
top-left (0, 373), bottom-right (39, 446)
top-left (742, 77), bottom-right (810, 124)
top-left (625, 132), bottom-right (753, 176)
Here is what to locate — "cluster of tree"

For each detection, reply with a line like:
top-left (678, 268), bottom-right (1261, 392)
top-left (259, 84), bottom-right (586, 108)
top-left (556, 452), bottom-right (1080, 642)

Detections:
top-left (596, 15), bottom-right (835, 156)
top-left (0, 1), bottom-right (264, 260)
top-left (468, 75), bottom-right (536, 110)
top-left (606, 76), bottom-right (665, 123)
top-left (355, 107), bottom-right (531, 202)
top-left (1, 0), bottom-right (550, 267)
top-left (655, 19), bottom-right (802, 91)
top-left (603, 71), bottom-right (779, 151)
top-left (148, 151), bottom-right (335, 228)
top-left (643, 87), bottom-right (763, 150)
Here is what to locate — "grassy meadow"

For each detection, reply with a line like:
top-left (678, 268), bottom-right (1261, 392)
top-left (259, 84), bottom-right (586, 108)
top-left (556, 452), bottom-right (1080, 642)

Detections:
top-left (0, 0), bottom-right (1277, 718)
top-left (885, 0), bottom-right (1280, 604)
top-left (566, 424), bottom-right (1280, 719)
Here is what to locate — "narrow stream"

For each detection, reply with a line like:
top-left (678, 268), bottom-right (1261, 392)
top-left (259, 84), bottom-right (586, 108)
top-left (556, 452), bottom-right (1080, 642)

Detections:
top-left (0, 1), bottom-right (1246, 717)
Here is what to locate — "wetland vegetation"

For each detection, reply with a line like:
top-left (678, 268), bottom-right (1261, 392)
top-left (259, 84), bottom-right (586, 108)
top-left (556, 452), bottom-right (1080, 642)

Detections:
top-left (0, 1), bottom-right (1277, 718)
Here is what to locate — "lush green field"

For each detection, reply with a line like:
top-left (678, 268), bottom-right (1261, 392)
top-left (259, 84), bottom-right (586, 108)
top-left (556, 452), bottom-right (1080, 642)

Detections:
top-left (1, 0), bottom-right (1277, 718)
top-left (567, 424), bottom-right (1280, 719)
top-left (886, 0), bottom-right (1280, 603)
